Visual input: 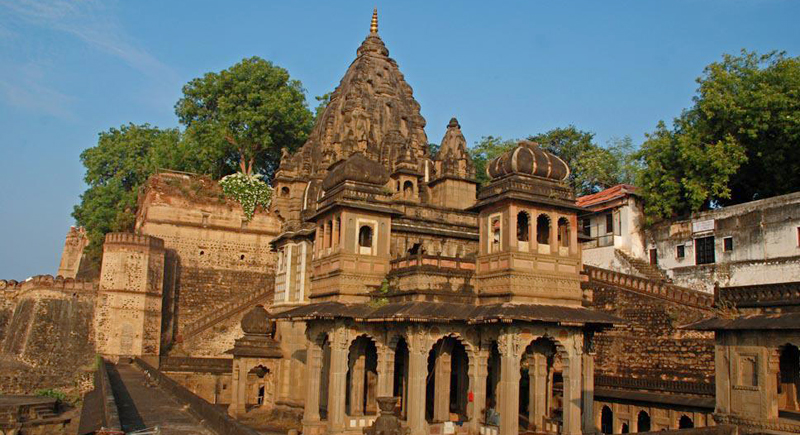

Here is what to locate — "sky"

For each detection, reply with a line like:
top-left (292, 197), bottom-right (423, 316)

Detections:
top-left (0, 0), bottom-right (798, 279)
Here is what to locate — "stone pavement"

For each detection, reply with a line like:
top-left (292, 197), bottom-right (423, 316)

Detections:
top-left (106, 361), bottom-right (214, 435)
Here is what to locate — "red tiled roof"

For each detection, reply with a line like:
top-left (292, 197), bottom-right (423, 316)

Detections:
top-left (576, 184), bottom-right (637, 208)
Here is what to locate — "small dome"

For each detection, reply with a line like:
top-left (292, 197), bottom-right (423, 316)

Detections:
top-left (487, 140), bottom-right (570, 182)
top-left (322, 153), bottom-right (390, 190)
top-left (241, 304), bottom-right (271, 335)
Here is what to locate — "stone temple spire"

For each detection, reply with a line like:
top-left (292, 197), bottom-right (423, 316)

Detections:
top-left (370, 8), bottom-right (378, 34)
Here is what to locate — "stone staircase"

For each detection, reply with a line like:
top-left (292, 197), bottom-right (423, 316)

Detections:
top-left (180, 287), bottom-right (273, 342)
top-left (615, 249), bottom-right (671, 282)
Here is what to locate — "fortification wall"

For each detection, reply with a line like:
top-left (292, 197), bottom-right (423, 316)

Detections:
top-left (0, 276), bottom-right (96, 395)
top-left (584, 267), bottom-right (715, 383)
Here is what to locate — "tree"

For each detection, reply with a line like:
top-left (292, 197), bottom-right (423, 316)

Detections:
top-left (637, 50), bottom-right (797, 220)
top-left (314, 92), bottom-right (332, 121)
top-left (176, 56), bottom-right (314, 179)
top-left (469, 136), bottom-right (517, 184)
top-left (72, 124), bottom-right (181, 266)
top-left (574, 136), bottom-right (641, 193)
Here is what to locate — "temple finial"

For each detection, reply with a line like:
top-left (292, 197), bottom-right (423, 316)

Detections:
top-left (370, 8), bottom-right (378, 34)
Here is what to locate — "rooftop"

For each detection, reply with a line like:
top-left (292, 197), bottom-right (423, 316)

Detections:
top-left (576, 184), bottom-right (638, 209)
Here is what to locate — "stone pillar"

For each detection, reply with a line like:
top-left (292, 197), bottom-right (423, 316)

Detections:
top-left (333, 217), bottom-right (340, 250)
top-left (583, 348), bottom-right (596, 434)
top-left (407, 339), bottom-right (428, 435)
top-left (469, 349), bottom-right (488, 434)
top-left (328, 329), bottom-right (349, 432)
top-left (529, 352), bottom-right (548, 431)
top-left (377, 345), bottom-right (395, 397)
top-left (562, 346), bottom-right (583, 435)
top-left (303, 339), bottom-right (322, 424)
top-left (228, 358), bottom-right (248, 416)
top-left (498, 334), bottom-right (520, 435)
top-left (350, 349), bottom-right (366, 416)
top-left (433, 347), bottom-right (452, 422)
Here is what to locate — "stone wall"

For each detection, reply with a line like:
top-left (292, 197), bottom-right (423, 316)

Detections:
top-left (584, 268), bottom-right (715, 383)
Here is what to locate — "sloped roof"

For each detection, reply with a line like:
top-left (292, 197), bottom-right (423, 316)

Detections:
top-left (576, 184), bottom-right (638, 209)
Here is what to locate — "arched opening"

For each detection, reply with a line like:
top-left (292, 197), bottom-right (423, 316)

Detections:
top-left (425, 337), bottom-right (469, 423)
top-left (621, 423), bottom-right (629, 433)
top-left (679, 415), bottom-right (694, 429)
top-left (393, 337), bottom-right (410, 419)
top-left (491, 217), bottom-right (501, 253)
top-left (359, 225), bottom-right (373, 248)
top-left (637, 410), bottom-right (651, 433)
top-left (519, 337), bottom-right (558, 432)
top-left (601, 405), bottom-right (613, 434)
top-left (281, 186), bottom-right (290, 197)
top-left (517, 211), bottom-right (530, 242)
top-left (320, 335), bottom-right (331, 419)
top-left (248, 365), bottom-right (270, 408)
top-left (326, 220), bottom-right (332, 248)
top-left (403, 181), bottom-right (414, 199)
top-left (557, 217), bottom-right (570, 248)
top-left (536, 214), bottom-right (551, 245)
top-left (484, 341), bottom-right (501, 426)
top-left (346, 336), bottom-right (378, 416)
top-left (779, 343), bottom-right (800, 411)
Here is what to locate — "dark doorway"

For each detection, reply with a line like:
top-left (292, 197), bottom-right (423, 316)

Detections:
top-left (649, 248), bottom-right (658, 265)
top-left (637, 411), bottom-right (651, 432)
top-left (679, 415), bottom-right (694, 429)
top-left (601, 405), bottom-right (613, 434)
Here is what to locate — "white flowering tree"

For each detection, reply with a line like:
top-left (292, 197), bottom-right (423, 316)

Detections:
top-left (219, 173), bottom-right (273, 221)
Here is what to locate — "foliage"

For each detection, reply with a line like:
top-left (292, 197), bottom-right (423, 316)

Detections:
top-left (219, 172), bottom-right (273, 221)
top-left (469, 136), bottom-right (517, 185)
top-left (176, 56), bottom-right (313, 179)
top-left (314, 92), bottom-right (332, 121)
top-left (36, 389), bottom-right (67, 402)
top-left (72, 124), bottom-right (182, 267)
top-left (529, 126), bottom-right (596, 193)
top-left (428, 142), bottom-right (440, 156)
top-left (636, 50), bottom-right (799, 220)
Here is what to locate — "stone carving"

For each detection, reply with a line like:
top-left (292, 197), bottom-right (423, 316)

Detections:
top-left (363, 397), bottom-right (408, 435)
top-left (434, 117), bottom-right (475, 180)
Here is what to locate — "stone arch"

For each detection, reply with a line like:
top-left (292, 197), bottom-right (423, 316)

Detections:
top-left (557, 216), bottom-right (570, 248)
top-left (403, 180), bottom-right (414, 198)
top-left (678, 414), bottom-right (694, 429)
top-left (280, 186), bottom-right (290, 197)
top-left (519, 336), bottom-right (561, 432)
top-left (779, 342), bottom-right (800, 411)
top-left (346, 334), bottom-right (379, 416)
top-left (536, 213), bottom-right (551, 245)
top-left (637, 410), bottom-right (651, 432)
top-left (426, 335), bottom-right (471, 423)
top-left (600, 405), bottom-right (613, 434)
top-left (517, 211), bottom-right (530, 242)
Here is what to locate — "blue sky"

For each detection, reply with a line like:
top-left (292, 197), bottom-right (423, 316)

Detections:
top-left (1, 0), bottom-right (798, 278)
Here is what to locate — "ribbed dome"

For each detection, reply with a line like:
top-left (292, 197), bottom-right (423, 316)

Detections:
top-left (487, 141), bottom-right (570, 182)
top-left (322, 153), bottom-right (390, 190)
top-left (241, 304), bottom-right (271, 335)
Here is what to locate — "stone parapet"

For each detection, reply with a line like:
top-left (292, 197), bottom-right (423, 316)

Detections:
top-left (104, 232), bottom-right (164, 250)
top-left (716, 281), bottom-right (800, 308)
top-left (0, 275), bottom-right (96, 293)
top-left (584, 265), bottom-right (714, 310)
top-left (595, 375), bottom-right (714, 396)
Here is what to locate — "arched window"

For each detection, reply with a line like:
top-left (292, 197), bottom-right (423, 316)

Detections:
top-left (326, 220), bottom-right (333, 248)
top-left (779, 343), bottom-right (800, 411)
top-left (601, 405), bottom-right (613, 434)
top-left (558, 217), bottom-right (570, 248)
top-left (403, 181), bottom-right (414, 198)
top-left (536, 214), bottom-right (550, 245)
top-left (679, 415), bottom-right (694, 429)
top-left (491, 217), bottom-right (501, 252)
top-left (359, 225), bottom-right (373, 248)
top-left (281, 186), bottom-right (290, 197)
top-left (621, 423), bottom-right (629, 433)
top-left (517, 211), bottom-right (530, 242)
top-left (637, 411), bottom-right (651, 433)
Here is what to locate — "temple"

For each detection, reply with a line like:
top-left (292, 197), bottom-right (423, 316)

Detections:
top-left (265, 10), bottom-right (619, 435)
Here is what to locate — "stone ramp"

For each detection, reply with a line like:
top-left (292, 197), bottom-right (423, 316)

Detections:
top-left (105, 361), bottom-right (214, 435)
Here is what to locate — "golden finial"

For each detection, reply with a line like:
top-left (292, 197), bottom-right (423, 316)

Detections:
top-left (370, 8), bottom-right (378, 34)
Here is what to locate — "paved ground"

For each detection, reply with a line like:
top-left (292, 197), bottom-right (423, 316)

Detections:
top-left (106, 361), bottom-right (214, 435)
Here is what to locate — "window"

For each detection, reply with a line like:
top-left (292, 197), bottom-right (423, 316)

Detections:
top-left (491, 217), bottom-right (501, 252)
top-left (558, 217), bottom-right (570, 248)
top-left (695, 236), bottom-right (716, 265)
top-left (537, 214), bottom-right (550, 245)
top-left (605, 213), bottom-right (613, 234)
top-left (517, 212), bottom-right (530, 242)
top-left (739, 355), bottom-right (758, 387)
top-left (724, 237), bottom-right (734, 252)
top-left (582, 218), bottom-right (591, 236)
top-left (649, 248), bottom-right (657, 265)
top-left (281, 186), bottom-right (290, 197)
top-left (676, 245), bottom-right (685, 259)
top-left (358, 225), bottom-right (373, 248)
top-left (403, 181), bottom-right (414, 199)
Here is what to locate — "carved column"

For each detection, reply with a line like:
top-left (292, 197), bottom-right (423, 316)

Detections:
top-left (349, 346), bottom-right (366, 416)
top-left (582, 333), bottom-right (596, 434)
top-left (407, 330), bottom-right (428, 435)
top-left (562, 338), bottom-right (583, 435)
top-left (303, 338), bottom-right (322, 424)
top-left (433, 346), bottom-right (452, 422)
top-left (328, 326), bottom-right (349, 432)
top-left (469, 349), bottom-right (488, 434)
top-left (377, 344), bottom-right (395, 397)
top-left (498, 332), bottom-right (520, 435)
top-left (530, 352), bottom-right (548, 431)
top-left (228, 358), bottom-right (247, 416)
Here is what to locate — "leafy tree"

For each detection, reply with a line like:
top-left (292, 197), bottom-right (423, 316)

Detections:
top-left (72, 124), bottom-right (181, 266)
top-left (469, 136), bottom-right (517, 184)
top-left (529, 126), bottom-right (596, 190)
top-left (574, 136), bottom-right (641, 193)
top-left (314, 92), bottom-right (332, 121)
top-left (176, 56), bottom-right (313, 179)
top-left (637, 50), bottom-right (797, 220)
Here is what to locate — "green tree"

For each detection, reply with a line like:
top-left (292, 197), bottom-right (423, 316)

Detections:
top-left (314, 92), bottom-right (332, 121)
top-left (574, 136), bottom-right (641, 193)
top-left (72, 124), bottom-right (181, 266)
top-left (469, 136), bottom-right (518, 185)
top-left (176, 56), bottom-right (313, 179)
top-left (637, 50), bottom-right (798, 220)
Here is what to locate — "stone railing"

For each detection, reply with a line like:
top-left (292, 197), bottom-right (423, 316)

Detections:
top-left (104, 232), bottom-right (164, 249)
top-left (584, 265), bottom-right (713, 310)
top-left (595, 375), bottom-right (715, 396)
top-left (180, 284), bottom-right (273, 341)
top-left (716, 281), bottom-right (800, 308)
top-left (159, 356), bottom-right (231, 374)
top-left (132, 357), bottom-right (260, 435)
top-left (390, 254), bottom-right (476, 272)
